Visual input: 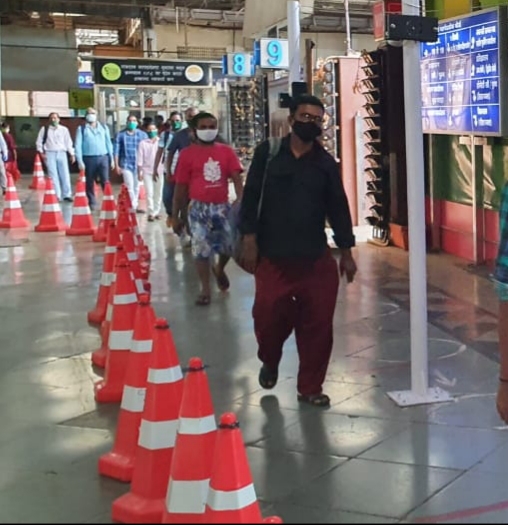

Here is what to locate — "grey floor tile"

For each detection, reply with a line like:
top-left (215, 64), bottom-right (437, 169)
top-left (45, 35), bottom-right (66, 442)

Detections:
top-left (0, 380), bottom-right (99, 426)
top-left (246, 445), bottom-right (347, 502)
top-left (253, 410), bottom-right (409, 458)
top-left (261, 501), bottom-right (399, 523)
top-left (428, 394), bottom-right (503, 429)
top-left (330, 385), bottom-right (441, 423)
top-left (0, 425), bottom-right (111, 473)
top-left (407, 470), bottom-right (508, 524)
top-left (360, 423), bottom-right (506, 470)
top-left (243, 378), bottom-right (373, 412)
top-left (0, 469), bottom-right (124, 523)
top-left (472, 440), bottom-right (508, 475)
top-left (285, 458), bottom-right (460, 519)
top-left (214, 397), bottom-right (303, 446)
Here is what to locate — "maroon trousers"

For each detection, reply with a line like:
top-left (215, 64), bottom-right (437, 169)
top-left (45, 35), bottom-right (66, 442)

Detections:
top-left (253, 251), bottom-right (339, 396)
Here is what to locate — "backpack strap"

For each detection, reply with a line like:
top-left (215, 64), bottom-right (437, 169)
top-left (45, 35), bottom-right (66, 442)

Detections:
top-left (42, 126), bottom-right (49, 147)
top-left (256, 137), bottom-right (282, 220)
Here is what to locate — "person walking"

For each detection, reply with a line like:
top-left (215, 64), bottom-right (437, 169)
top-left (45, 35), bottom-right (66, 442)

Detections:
top-left (1, 122), bottom-right (19, 182)
top-left (75, 107), bottom-right (115, 210)
top-left (173, 112), bottom-right (244, 306)
top-left (36, 113), bottom-right (75, 202)
top-left (495, 180), bottom-right (508, 423)
top-left (137, 122), bottom-right (163, 221)
top-left (0, 131), bottom-right (8, 194)
top-left (152, 111), bottom-right (183, 227)
top-left (166, 107), bottom-right (199, 246)
top-left (238, 94), bottom-right (357, 408)
top-left (114, 115), bottom-right (148, 212)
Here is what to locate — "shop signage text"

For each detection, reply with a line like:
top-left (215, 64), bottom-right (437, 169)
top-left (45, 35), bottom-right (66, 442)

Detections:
top-left (93, 59), bottom-right (211, 87)
top-left (420, 8), bottom-right (506, 136)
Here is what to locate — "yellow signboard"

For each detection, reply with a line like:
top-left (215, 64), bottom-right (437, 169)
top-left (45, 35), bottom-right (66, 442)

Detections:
top-left (68, 89), bottom-right (94, 110)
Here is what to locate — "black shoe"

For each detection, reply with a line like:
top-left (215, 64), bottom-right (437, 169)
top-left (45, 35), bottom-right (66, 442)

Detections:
top-left (136, 209), bottom-right (146, 214)
top-left (63, 197), bottom-right (74, 203)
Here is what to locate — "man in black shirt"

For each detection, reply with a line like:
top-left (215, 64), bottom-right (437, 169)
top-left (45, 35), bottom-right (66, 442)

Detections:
top-left (239, 94), bottom-right (357, 407)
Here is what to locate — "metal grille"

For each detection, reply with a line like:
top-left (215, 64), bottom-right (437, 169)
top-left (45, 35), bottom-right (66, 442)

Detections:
top-left (177, 46), bottom-right (226, 60)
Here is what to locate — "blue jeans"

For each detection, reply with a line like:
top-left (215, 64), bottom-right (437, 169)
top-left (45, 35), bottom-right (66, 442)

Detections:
top-left (163, 177), bottom-right (175, 217)
top-left (45, 151), bottom-right (72, 200)
top-left (83, 155), bottom-right (110, 208)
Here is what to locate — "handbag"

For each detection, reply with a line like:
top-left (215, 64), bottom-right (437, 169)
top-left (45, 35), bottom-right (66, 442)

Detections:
top-left (231, 137), bottom-right (282, 274)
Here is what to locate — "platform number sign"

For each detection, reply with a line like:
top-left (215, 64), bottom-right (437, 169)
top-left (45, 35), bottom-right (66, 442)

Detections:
top-left (259, 38), bottom-right (289, 70)
top-left (226, 53), bottom-right (253, 77)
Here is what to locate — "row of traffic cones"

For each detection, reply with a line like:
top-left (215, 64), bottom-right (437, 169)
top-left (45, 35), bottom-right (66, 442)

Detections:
top-left (29, 152), bottom-right (147, 201)
top-left (1, 164), bottom-right (117, 236)
top-left (86, 185), bottom-right (280, 523)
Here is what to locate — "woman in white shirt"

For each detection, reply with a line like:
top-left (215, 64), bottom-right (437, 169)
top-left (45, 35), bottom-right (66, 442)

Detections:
top-left (137, 123), bottom-right (163, 221)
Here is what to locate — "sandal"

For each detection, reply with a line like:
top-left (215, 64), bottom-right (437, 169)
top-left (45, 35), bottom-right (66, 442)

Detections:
top-left (212, 266), bottom-right (230, 292)
top-left (195, 294), bottom-right (211, 306)
top-left (258, 364), bottom-right (278, 389)
top-left (297, 393), bottom-right (331, 407)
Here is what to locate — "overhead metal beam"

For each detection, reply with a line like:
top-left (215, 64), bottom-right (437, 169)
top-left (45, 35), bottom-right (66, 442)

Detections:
top-left (0, 0), bottom-right (166, 19)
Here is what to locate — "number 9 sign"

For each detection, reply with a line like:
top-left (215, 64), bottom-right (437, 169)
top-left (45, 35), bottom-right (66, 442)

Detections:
top-left (260, 38), bottom-right (289, 70)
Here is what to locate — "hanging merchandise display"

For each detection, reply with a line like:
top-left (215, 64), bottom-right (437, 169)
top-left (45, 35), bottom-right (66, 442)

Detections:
top-left (360, 45), bottom-right (408, 250)
top-left (316, 61), bottom-right (340, 161)
top-left (228, 77), bottom-right (268, 165)
top-left (360, 49), bottom-right (388, 246)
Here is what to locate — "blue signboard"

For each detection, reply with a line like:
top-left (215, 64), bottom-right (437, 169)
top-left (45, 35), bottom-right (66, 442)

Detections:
top-left (78, 71), bottom-right (94, 89)
top-left (420, 8), bottom-right (506, 136)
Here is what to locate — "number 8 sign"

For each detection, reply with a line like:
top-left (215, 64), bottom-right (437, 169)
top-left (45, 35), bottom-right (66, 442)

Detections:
top-left (226, 53), bottom-right (253, 77)
top-left (260, 38), bottom-right (289, 70)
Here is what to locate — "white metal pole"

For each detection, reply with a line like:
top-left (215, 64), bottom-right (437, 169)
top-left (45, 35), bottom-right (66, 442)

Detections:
top-left (403, 0), bottom-right (429, 397)
top-left (344, 0), bottom-right (353, 55)
top-left (287, 0), bottom-right (301, 91)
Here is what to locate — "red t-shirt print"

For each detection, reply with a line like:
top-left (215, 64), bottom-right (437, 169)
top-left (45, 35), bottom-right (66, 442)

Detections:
top-left (174, 143), bottom-right (243, 204)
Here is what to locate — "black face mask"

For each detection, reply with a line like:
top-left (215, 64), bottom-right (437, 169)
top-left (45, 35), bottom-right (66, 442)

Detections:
top-left (292, 120), bottom-right (322, 143)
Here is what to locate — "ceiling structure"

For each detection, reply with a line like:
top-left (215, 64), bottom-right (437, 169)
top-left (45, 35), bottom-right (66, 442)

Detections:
top-left (0, 0), bottom-right (376, 34)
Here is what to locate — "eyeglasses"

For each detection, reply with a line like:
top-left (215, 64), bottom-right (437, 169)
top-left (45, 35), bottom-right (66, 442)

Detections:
top-left (296, 113), bottom-right (324, 124)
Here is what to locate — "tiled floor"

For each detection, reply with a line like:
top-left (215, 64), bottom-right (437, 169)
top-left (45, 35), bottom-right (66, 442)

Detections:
top-left (0, 179), bottom-right (507, 523)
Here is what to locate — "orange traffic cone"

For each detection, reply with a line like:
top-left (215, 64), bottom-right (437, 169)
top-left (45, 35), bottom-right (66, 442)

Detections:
top-left (78, 169), bottom-right (86, 183)
top-left (0, 173), bottom-right (30, 229)
top-left (162, 357), bottom-right (217, 524)
top-left (94, 250), bottom-right (138, 403)
top-left (93, 181), bottom-right (117, 242)
top-left (66, 177), bottom-right (95, 236)
top-left (34, 177), bottom-right (66, 232)
top-left (29, 153), bottom-right (46, 190)
top-left (204, 412), bottom-right (262, 524)
top-left (99, 293), bottom-right (156, 482)
top-left (112, 318), bottom-right (184, 524)
top-left (88, 223), bottom-right (119, 326)
top-left (91, 239), bottom-right (123, 369)
top-left (121, 228), bottom-right (145, 295)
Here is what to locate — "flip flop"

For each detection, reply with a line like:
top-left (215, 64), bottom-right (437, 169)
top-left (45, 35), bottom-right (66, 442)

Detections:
top-left (212, 266), bottom-right (230, 292)
top-left (297, 393), bottom-right (331, 407)
top-left (195, 294), bottom-right (211, 306)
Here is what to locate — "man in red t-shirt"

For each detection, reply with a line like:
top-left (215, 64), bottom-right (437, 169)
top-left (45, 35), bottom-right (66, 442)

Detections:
top-left (173, 112), bottom-right (244, 306)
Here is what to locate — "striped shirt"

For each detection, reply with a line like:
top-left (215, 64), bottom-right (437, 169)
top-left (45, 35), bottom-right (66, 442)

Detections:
top-left (114, 129), bottom-right (148, 173)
